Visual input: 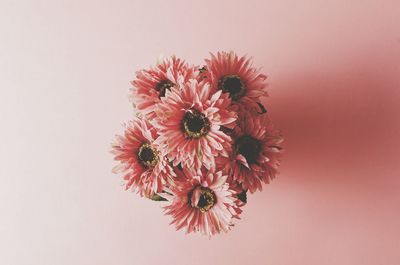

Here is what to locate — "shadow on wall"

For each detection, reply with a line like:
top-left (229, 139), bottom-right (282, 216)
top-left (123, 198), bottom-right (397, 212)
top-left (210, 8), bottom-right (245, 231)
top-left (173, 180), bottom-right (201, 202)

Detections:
top-left (264, 51), bottom-right (400, 187)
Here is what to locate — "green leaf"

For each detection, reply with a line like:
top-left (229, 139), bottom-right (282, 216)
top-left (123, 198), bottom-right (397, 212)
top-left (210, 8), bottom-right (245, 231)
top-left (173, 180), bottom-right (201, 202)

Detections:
top-left (150, 193), bottom-right (167, 201)
top-left (237, 190), bottom-right (247, 204)
top-left (198, 66), bottom-right (207, 73)
top-left (257, 102), bottom-right (267, 114)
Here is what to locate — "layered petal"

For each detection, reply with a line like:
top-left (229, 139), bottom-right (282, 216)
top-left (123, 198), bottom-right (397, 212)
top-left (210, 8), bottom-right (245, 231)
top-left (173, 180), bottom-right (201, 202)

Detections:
top-left (155, 79), bottom-right (237, 171)
top-left (164, 167), bottom-right (242, 236)
top-left (230, 111), bottom-right (283, 193)
top-left (204, 51), bottom-right (268, 113)
top-left (111, 118), bottom-right (175, 197)
top-left (130, 56), bottom-right (196, 118)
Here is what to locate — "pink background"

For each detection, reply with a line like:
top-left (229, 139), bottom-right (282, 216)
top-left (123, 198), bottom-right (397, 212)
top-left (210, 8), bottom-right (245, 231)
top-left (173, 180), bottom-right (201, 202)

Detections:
top-left (1, 1), bottom-right (400, 264)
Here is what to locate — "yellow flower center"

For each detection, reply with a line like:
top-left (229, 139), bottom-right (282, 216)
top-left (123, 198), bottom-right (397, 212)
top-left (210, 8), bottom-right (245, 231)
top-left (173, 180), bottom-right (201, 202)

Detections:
top-left (190, 187), bottom-right (217, 213)
top-left (137, 143), bottom-right (159, 168)
top-left (182, 109), bottom-right (210, 139)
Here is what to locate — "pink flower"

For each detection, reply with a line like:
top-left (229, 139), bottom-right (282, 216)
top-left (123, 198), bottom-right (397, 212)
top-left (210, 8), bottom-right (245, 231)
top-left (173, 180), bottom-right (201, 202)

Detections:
top-left (155, 79), bottom-right (237, 171)
top-left (204, 51), bottom-right (268, 113)
top-left (130, 56), bottom-right (196, 118)
top-left (164, 167), bottom-right (242, 236)
top-left (215, 155), bottom-right (248, 206)
top-left (231, 111), bottom-right (283, 193)
top-left (111, 118), bottom-right (175, 197)
top-left (111, 52), bottom-right (284, 236)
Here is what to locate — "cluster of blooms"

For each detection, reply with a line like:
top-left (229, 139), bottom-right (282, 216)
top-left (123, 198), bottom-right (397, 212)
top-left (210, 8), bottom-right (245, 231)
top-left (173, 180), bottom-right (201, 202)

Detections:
top-left (111, 51), bottom-right (283, 236)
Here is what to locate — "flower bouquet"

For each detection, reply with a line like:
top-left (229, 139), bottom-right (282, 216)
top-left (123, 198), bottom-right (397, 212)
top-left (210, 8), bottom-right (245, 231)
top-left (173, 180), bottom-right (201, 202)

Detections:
top-left (111, 51), bottom-right (283, 236)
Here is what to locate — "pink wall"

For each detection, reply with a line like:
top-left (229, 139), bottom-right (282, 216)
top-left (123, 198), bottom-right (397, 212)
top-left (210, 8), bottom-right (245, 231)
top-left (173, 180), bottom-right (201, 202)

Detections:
top-left (1, 0), bottom-right (399, 264)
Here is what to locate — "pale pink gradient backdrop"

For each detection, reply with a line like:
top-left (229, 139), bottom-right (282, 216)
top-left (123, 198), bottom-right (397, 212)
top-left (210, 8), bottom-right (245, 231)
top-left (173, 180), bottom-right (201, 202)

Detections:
top-left (1, 0), bottom-right (400, 264)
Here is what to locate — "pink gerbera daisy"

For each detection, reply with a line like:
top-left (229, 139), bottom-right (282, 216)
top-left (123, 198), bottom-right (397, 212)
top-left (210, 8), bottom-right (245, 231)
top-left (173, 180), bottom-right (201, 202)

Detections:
top-left (111, 118), bottom-right (175, 197)
top-left (204, 51), bottom-right (268, 112)
top-left (130, 56), bottom-right (196, 118)
top-left (231, 111), bottom-right (283, 193)
top-left (215, 155), bottom-right (248, 206)
top-left (155, 79), bottom-right (237, 171)
top-left (164, 167), bottom-right (242, 236)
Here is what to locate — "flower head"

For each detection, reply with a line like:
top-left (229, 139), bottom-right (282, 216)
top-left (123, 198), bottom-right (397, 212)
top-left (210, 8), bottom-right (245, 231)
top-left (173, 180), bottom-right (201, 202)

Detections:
top-left (231, 111), bottom-right (283, 193)
top-left (164, 167), bottom-right (242, 236)
top-left (204, 51), bottom-right (268, 113)
top-left (155, 79), bottom-right (237, 171)
top-left (111, 52), bottom-right (284, 237)
top-left (111, 118), bottom-right (175, 197)
top-left (130, 56), bottom-right (196, 118)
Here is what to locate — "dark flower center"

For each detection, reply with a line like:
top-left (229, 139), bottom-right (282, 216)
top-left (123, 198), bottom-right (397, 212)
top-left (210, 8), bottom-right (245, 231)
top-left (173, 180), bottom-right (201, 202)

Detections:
top-left (155, 80), bottom-right (175, 98)
top-left (138, 143), bottom-right (159, 168)
top-left (182, 109), bottom-right (210, 138)
top-left (237, 190), bottom-right (247, 203)
top-left (235, 135), bottom-right (262, 164)
top-left (190, 187), bottom-right (216, 213)
top-left (218, 75), bottom-right (245, 101)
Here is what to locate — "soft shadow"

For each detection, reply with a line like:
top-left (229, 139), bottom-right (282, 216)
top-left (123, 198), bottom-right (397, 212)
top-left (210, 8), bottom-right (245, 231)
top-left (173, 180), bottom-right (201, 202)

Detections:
top-left (264, 53), bottom-right (400, 187)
